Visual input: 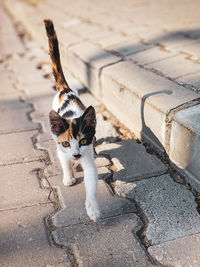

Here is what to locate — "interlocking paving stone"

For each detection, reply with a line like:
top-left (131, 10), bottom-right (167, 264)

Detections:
top-left (106, 39), bottom-right (151, 56)
top-left (96, 140), bottom-right (167, 181)
top-left (0, 131), bottom-right (45, 165)
top-left (0, 162), bottom-right (48, 210)
top-left (0, 5), bottom-right (24, 59)
top-left (0, 98), bottom-right (39, 134)
top-left (148, 233), bottom-right (200, 267)
top-left (177, 72), bottom-right (200, 92)
top-left (115, 174), bottom-right (200, 245)
top-left (50, 179), bottom-right (135, 227)
top-left (52, 213), bottom-right (154, 267)
top-left (128, 46), bottom-right (175, 65)
top-left (0, 204), bottom-right (70, 267)
top-left (147, 54), bottom-right (200, 79)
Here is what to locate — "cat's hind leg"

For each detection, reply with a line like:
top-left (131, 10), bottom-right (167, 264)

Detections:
top-left (57, 148), bottom-right (76, 186)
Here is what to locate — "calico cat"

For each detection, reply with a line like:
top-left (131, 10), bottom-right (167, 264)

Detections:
top-left (44, 19), bottom-right (100, 222)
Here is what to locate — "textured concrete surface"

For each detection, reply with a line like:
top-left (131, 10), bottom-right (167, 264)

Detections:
top-left (96, 140), bottom-right (167, 181)
top-left (52, 214), bottom-right (154, 267)
top-left (50, 179), bottom-right (135, 227)
top-left (0, 162), bottom-right (48, 210)
top-left (170, 105), bottom-right (200, 191)
top-left (148, 233), bottom-right (200, 267)
top-left (115, 174), bottom-right (200, 245)
top-left (0, 205), bottom-right (70, 267)
top-left (0, 131), bottom-right (45, 165)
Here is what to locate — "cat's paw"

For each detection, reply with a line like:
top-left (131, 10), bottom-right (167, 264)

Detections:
top-left (86, 200), bottom-right (100, 222)
top-left (63, 177), bottom-right (76, 187)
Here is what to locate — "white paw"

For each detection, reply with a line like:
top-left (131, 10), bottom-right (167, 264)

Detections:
top-left (86, 200), bottom-right (100, 222)
top-left (63, 177), bottom-right (76, 187)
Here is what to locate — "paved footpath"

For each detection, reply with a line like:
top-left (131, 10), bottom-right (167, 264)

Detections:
top-left (1, 1), bottom-right (200, 267)
top-left (4, 0), bottom-right (200, 188)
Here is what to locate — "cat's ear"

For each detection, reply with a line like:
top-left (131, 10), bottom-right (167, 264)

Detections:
top-left (81, 106), bottom-right (96, 128)
top-left (49, 110), bottom-right (68, 135)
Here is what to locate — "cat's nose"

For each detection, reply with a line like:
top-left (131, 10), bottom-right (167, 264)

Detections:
top-left (73, 154), bottom-right (81, 159)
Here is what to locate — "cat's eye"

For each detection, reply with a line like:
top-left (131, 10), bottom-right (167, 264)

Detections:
top-left (80, 138), bottom-right (87, 145)
top-left (62, 141), bottom-right (70, 147)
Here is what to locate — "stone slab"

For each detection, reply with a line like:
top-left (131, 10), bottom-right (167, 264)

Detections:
top-left (95, 33), bottom-right (133, 49)
top-left (66, 22), bottom-right (109, 41)
top-left (101, 60), bottom-right (199, 150)
top-left (8, 55), bottom-right (46, 86)
top-left (170, 105), bottom-right (200, 190)
top-left (179, 40), bottom-right (200, 61)
top-left (128, 46), bottom-right (175, 65)
top-left (106, 39), bottom-right (151, 56)
top-left (177, 72), bottom-right (200, 93)
top-left (52, 213), bottom-right (153, 267)
top-left (0, 204), bottom-right (70, 267)
top-left (0, 99), bottom-right (39, 134)
top-left (148, 233), bottom-right (200, 267)
top-left (147, 54), bottom-right (200, 79)
top-left (0, 162), bottom-right (49, 211)
top-left (51, 179), bottom-right (136, 227)
top-left (0, 66), bottom-right (19, 96)
top-left (67, 41), bottom-right (121, 98)
top-left (68, 41), bottom-right (121, 70)
top-left (96, 140), bottom-right (167, 181)
top-left (0, 131), bottom-right (45, 165)
top-left (0, 4), bottom-right (24, 59)
top-left (115, 174), bottom-right (200, 245)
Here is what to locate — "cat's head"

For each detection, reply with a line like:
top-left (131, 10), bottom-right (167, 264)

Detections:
top-left (49, 106), bottom-right (96, 160)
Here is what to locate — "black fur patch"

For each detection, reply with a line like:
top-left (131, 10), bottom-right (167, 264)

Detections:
top-left (72, 118), bottom-right (81, 139)
top-left (49, 110), bottom-right (69, 136)
top-left (62, 110), bottom-right (75, 118)
top-left (59, 88), bottom-right (72, 98)
top-left (60, 94), bottom-right (80, 111)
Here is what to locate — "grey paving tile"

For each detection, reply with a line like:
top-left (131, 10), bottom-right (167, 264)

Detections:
top-left (115, 174), bottom-right (200, 245)
top-left (52, 213), bottom-right (153, 267)
top-left (96, 140), bottom-right (167, 181)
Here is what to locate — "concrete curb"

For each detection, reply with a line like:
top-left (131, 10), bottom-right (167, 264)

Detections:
top-left (5, 0), bottom-right (200, 191)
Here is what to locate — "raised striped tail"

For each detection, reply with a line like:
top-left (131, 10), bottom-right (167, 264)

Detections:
top-left (44, 19), bottom-right (70, 91)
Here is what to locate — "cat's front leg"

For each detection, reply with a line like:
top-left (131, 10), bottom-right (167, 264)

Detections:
top-left (57, 148), bottom-right (76, 186)
top-left (81, 145), bottom-right (100, 222)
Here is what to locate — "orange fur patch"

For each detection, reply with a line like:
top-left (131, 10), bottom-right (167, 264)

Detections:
top-left (73, 98), bottom-right (86, 111)
top-left (57, 122), bottom-right (73, 143)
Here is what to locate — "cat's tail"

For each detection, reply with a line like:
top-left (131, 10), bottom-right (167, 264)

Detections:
top-left (44, 19), bottom-right (70, 91)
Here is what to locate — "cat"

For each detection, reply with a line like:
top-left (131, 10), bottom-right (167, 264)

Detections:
top-left (44, 19), bottom-right (100, 222)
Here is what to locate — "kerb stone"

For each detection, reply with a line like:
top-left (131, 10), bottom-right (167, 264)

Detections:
top-left (101, 60), bottom-right (199, 151)
top-left (67, 41), bottom-right (121, 98)
top-left (170, 104), bottom-right (200, 191)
